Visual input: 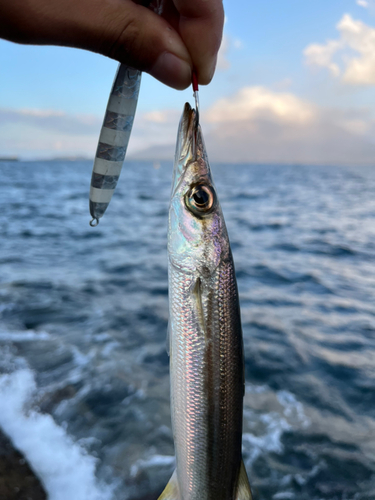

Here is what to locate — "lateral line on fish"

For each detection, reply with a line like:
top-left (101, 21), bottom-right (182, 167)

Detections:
top-left (202, 283), bottom-right (218, 491)
top-left (191, 277), bottom-right (208, 343)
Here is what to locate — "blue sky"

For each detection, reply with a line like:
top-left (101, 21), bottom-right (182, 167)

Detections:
top-left (1, 0), bottom-right (375, 163)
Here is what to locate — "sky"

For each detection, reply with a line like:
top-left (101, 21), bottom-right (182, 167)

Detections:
top-left (1, 0), bottom-right (375, 164)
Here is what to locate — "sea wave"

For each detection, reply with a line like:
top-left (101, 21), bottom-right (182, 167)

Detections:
top-left (0, 369), bottom-right (114, 500)
top-left (0, 161), bottom-right (374, 499)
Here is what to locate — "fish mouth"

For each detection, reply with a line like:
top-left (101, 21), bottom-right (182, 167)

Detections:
top-left (171, 103), bottom-right (198, 195)
top-left (175, 102), bottom-right (196, 162)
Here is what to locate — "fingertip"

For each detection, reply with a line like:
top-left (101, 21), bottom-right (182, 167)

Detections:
top-left (197, 54), bottom-right (218, 85)
top-left (149, 52), bottom-right (192, 90)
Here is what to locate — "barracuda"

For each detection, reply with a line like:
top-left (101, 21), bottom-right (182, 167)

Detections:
top-left (159, 103), bottom-right (252, 500)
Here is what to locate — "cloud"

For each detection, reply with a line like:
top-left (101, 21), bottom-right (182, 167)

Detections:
top-left (206, 87), bottom-right (315, 124)
top-left (217, 35), bottom-right (231, 70)
top-left (131, 89), bottom-right (317, 161)
top-left (202, 86), bottom-right (375, 165)
top-left (141, 109), bottom-right (178, 124)
top-left (0, 106), bottom-right (183, 159)
top-left (233, 38), bottom-right (243, 49)
top-left (0, 108), bottom-right (102, 158)
top-left (2, 87), bottom-right (375, 166)
top-left (216, 33), bottom-right (244, 71)
top-left (356, 0), bottom-right (375, 10)
top-left (133, 86), bottom-right (375, 166)
top-left (0, 108), bottom-right (100, 134)
top-left (304, 40), bottom-right (342, 77)
top-left (304, 14), bottom-right (375, 85)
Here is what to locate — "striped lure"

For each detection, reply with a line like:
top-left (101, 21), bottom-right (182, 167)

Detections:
top-left (89, 64), bottom-right (141, 226)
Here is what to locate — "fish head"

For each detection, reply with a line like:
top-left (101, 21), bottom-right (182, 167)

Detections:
top-left (168, 103), bottom-right (230, 277)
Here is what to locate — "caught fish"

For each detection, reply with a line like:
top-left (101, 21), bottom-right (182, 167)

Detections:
top-left (159, 103), bottom-right (252, 500)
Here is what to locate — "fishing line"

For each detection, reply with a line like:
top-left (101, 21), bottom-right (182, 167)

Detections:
top-left (192, 71), bottom-right (200, 160)
top-left (192, 71), bottom-right (199, 125)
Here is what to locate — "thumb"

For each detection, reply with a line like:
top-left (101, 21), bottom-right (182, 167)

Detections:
top-left (99, 1), bottom-right (193, 89)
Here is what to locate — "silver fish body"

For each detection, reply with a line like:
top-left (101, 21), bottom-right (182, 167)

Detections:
top-left (159, 104), bottom-right (252, 500)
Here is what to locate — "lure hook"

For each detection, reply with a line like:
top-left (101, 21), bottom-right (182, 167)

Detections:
top-left (90, 217), bottom-right (99, 227)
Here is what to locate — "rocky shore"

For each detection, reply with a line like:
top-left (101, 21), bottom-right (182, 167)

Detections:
top-left (0, 429), bottom-right (46, 500)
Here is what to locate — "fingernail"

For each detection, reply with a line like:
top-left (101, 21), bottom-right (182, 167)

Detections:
top-left (150, 52), bottom-right (191, 90)
top-left (199, 55), bottom-right (217, 85)
top-left (207, 55), bottom-right (218, 82)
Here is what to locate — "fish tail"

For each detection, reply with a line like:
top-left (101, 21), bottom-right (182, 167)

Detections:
top-left (157, 470), bottom-right (180, 500)
top-left (235, 459), bottom-right (253, 500)
top-left (157, 461), bottom-right (252, 500)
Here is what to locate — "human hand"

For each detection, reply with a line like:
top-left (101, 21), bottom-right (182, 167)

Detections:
top-left (0, 0), bottom-right (224, 90)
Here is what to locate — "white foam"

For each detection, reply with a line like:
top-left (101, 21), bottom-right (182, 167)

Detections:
top-left (273, 492), bottom-right (295, 499)
top-left (277, 390), bottom-right (310, 428)
top-left (0, 369), bottom-right (113, 500)
top-left (0, 345), bottom-right (29, 373)
top-left (130, 454), bottom-right (175, 478)
top-left (242, 411), bottom-right (291, 465)
top-left (245, 383), bottom-right (269, 394)
top-left (0, 330), bottom-right (50, 341)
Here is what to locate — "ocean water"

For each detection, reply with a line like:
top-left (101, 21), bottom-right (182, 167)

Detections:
top-left (0, 160), bottom-right (374, 500)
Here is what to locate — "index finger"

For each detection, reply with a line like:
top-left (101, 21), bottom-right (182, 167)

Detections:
top-left (173, 0), bottom-right (224, 85)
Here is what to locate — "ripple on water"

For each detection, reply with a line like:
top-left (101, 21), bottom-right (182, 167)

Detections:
top-left (0, 161), bottom-right (375, 500)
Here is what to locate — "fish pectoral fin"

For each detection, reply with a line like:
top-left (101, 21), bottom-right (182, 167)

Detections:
top-left (157, 469), bottom-right (180, 500)
top-left (235, 459), bottom-right (253, 500)
top-left (191, 277), bottom-right (207, 339)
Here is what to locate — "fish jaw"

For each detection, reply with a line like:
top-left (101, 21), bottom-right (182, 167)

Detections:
top-left (171, 103), bottom-right (210, 198)
top-left (171, 103), bottom-right (195, 196)
top-left (168, 103), bottom-right (230, 277)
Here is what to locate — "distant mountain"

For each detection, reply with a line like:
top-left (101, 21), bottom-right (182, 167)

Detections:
top-left (128, 143), bottom-right (174, 161)
top-left (47, 156), bottom-right (90, 161)
top-left (0, 156), bottom-right (18, 161)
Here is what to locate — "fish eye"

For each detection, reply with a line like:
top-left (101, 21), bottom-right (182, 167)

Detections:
top-left (185, 184), bottom-right (216, 215)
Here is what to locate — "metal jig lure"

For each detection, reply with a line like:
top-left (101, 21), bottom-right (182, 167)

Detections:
top-left (89, 65), bottom-right (141, 226)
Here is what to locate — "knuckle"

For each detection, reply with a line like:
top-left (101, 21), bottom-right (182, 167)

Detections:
top-left (107, 15), bottom-right (142, 65)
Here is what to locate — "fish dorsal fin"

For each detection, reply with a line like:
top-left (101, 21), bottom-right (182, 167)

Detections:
top-left (235, 460), bottom-right (253, 500)
top-left (157, 469), bottom-right (180, 500)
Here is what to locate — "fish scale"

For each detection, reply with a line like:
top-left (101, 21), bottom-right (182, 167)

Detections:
top-left (170, 266), bottom-right (208, 496)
